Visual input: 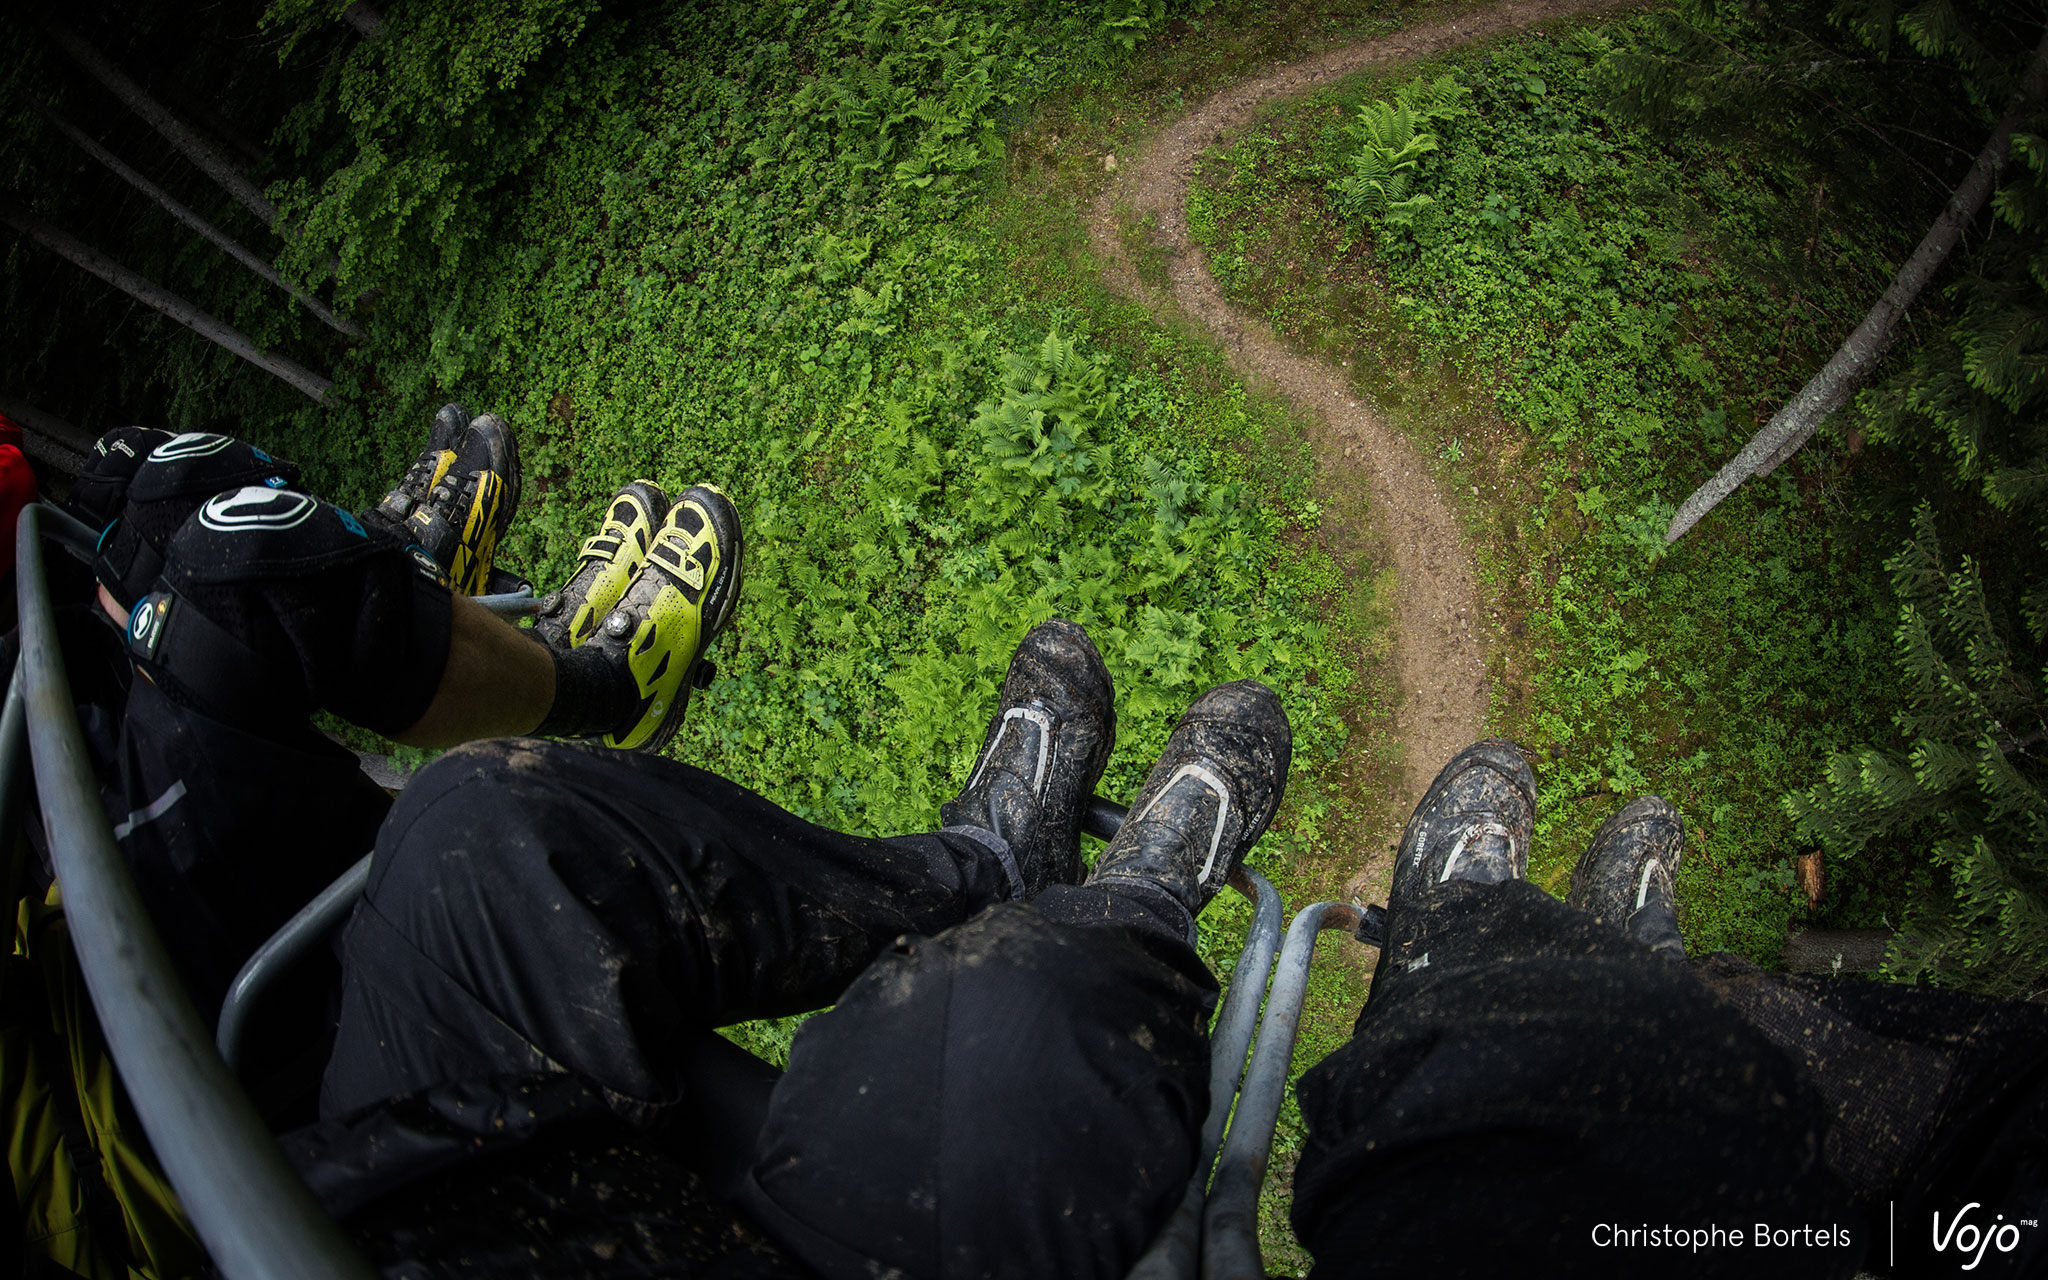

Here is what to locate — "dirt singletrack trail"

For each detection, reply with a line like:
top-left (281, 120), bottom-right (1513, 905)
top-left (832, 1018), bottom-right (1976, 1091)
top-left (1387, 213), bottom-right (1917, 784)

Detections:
top-left (1088, 0), bottom-right (1640, 889)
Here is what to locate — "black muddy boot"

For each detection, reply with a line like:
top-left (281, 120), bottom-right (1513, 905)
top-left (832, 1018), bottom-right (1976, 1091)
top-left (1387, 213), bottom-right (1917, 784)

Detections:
top-left (1384, 739), bottom-right (1536, 965)
top-left (1086, 680), bottom-right (1291, 935)
top-left (940, 619), bottom-right (1116, 898)
top-left (1390, 740), bottom-right (1535, 900)
top-left (1568, 795), bottom-right (1687, 959)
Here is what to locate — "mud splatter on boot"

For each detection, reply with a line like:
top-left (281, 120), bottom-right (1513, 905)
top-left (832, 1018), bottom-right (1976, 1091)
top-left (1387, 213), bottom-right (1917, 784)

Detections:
top-left (1086, 680), bottom-right (1291, 929)
top-left (939, 619), bottom-right (1115, 897)
top-left (1569, 795), bottom-right (1686, 959)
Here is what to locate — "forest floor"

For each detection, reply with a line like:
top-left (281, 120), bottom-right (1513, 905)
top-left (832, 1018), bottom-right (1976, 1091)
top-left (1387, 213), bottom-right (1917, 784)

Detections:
top-left (1083, 0), bottom-right (1640, 905)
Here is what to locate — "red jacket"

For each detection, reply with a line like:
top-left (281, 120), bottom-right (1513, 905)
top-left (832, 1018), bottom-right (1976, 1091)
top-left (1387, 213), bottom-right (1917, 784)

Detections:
top-left (0, 412), bottom-right (45, 569)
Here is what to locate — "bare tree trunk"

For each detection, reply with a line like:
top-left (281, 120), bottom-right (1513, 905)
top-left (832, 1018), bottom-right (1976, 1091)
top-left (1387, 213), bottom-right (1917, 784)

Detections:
top-left (0, 394), bottom-right (95, 474)
top-left (21, 96), bottom-right (362, 339)
top-left (1665, 27), bottom-right (2048, 544)
top-left (343, 4), bottom-right (385, 38)
top-left (43, 25), bottom-right (279, 229)
top-left (156, 85), bottom-right (270, 170)
top-left (1, 206), bottom-right (333, 405)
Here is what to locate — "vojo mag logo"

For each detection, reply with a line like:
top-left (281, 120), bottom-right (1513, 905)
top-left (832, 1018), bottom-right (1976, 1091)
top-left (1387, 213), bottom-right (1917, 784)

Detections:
top-left (197, 487), bottom-right (317, 533)
top-left (1930, 1202), bottom-right (2037, 1271)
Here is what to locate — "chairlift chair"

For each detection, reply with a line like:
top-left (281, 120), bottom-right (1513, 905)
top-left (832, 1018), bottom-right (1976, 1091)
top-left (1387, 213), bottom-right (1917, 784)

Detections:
top-left (14, 500), bottom-right (1382, 1280)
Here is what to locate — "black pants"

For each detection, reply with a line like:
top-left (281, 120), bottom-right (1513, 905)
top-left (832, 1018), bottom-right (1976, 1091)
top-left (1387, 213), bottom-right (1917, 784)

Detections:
top-left (81, 475), bottom-right (451, 1024)
top-left (314, 739), bottom-right (1217, 1280)
top-left (1291, 881), bottom-right (2048, 1279)
top-left (106, 678), bottom-right (388, 1023)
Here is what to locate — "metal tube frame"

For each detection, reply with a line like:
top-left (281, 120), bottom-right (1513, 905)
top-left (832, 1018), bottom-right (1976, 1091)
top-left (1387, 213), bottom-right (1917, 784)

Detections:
top-left (472, 586), bottom-right (539, 618)
top-left (16, 502), bottom-right (376, 1280)
top-left (1201, 899), bottom-right (1371, 1280)
top-left (215, 852), bottom-right (371, 1073)
top-left (1, 656), bottom-right (32, 913)
top-left (38, 500), bottom-right (101, 564)
top-left (1127, 867), bottom-right (1285, 1280)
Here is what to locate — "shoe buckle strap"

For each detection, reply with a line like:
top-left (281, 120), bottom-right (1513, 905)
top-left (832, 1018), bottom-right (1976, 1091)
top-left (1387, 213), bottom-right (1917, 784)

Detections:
top-left (579, 533), bottom-right (624, 563)
top-left (427, 449), bottom-right (457, 490)
top-left (646, 534), bottom-right (708, 591)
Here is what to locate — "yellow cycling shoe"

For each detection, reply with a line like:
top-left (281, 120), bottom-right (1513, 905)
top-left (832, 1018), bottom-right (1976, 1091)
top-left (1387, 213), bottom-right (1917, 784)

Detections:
top-left (533, 479), bottom-right (670, 651)
top-left (370, 404), bottom-right (521, 596)
top-left (586, 484), bottom-right (742, 752)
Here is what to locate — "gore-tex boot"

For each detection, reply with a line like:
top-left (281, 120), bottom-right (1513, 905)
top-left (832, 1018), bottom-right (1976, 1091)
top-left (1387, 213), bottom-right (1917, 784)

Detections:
top-left (939, 619), bottom-right (1115, 898)
top-left (1568, 795), bottom-right (1687, 959)
top-left (1387, 739), bottom-right (1536, 920)
top-left (1086, 680), bottom-right (1291, 925)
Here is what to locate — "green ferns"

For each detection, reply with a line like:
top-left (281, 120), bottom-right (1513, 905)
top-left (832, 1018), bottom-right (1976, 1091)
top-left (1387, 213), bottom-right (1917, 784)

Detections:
top-left (1787, 512), bottom-right (2048, 996)
top-left (765, 6), bottom-right (1004, 194)
top-left (1328, 74), bottom-right (1467, 230)
top-left (973, 329), bottom-right (1112, 502)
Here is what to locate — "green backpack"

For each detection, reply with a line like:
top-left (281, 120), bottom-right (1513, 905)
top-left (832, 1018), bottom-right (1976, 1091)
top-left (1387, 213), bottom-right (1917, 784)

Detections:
top-left (5, 886), bottom-right (208, 1279)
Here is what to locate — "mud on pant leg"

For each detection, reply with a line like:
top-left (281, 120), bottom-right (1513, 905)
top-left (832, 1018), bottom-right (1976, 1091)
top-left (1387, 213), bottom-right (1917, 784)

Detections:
top-left (736, 887), bottom-right (1217, 1280)
top-left (1290, 881), bottom-right (1860, 1280)
top-left (318, 739), bottom-right (1020, 1122)
top-left (1684, 954), bottom-right (2048, 1280)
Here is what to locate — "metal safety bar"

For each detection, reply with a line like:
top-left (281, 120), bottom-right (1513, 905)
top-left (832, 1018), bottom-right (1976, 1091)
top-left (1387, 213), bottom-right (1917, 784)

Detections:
top-left (37, 500), bottom-right (99, 564)
top-left (1, 656), bottom-right (32, 912)
top-left (15, 502), bottom-right (377, 1280)
top-left (1127, 867), bottom-right (1285, 1280)
top-left (1201, 900), bottom-right (1378, 1280)
top-left (473, 586), bottom-right (541, 617)
top-left (215, 852), bottom-right (371, 1073)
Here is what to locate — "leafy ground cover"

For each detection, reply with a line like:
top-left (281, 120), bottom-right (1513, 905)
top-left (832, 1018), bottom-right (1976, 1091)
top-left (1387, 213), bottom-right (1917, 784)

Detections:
top-left (252, 3), bottom-right (1381, 1080)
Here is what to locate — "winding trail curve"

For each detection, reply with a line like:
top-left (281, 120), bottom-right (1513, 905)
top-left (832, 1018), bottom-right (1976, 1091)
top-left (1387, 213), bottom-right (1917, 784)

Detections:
top-left (1088, 0), bottom-right (1638, 835)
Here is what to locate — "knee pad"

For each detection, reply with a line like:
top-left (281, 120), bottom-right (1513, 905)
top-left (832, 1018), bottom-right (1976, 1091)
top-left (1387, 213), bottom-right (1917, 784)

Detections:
top-left (64, 427), bottom-right (176, 531)
top-left (91, 431), bottom-right (303, 607)
top-left (128, 486), bottom-right (452, 734)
